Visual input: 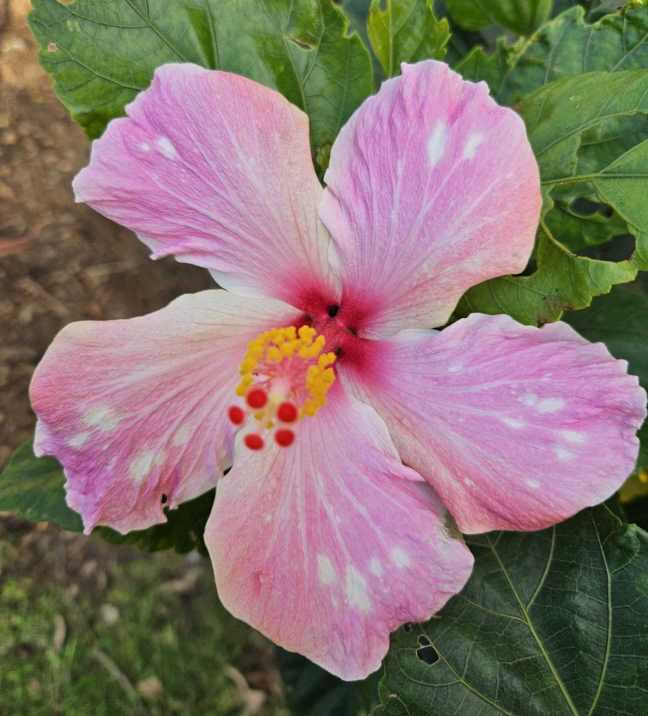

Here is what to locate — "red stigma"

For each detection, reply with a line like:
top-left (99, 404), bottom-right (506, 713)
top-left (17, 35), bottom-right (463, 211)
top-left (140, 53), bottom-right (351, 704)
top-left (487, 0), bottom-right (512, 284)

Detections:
top-left (246, 388), bottom-right (268, 409)
top-left (228, 406), bottom-right (245, 425)
top-left (277, 401), bottom-right (298, 423)
top-left (275, 429), bottom-right (295, 447)
top-left (244, 433), bottom-right (264, 450)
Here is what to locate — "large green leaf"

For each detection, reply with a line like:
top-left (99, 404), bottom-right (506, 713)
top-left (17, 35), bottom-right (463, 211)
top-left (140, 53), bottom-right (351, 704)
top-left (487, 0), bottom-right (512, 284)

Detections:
top-left (523, 70), bottom-right (648, 268)
top-left (456, 5), bottom-right (648, 102)
top-left (377, 504), bottom-right (648, 715)
top-left (0, 440), bottom-right (214, 552)
top-left (29, 0), bottom-right (373, 173)
top-left (445, 0), bottom-right (553, 35)
top-left (0, 441), bottom-right (82, 532)
top-left (367, 0), bottom-right (449, 77)
top-left (459, 222), bottom-right (636, 324)
top-left (477, 6), bottom-right (648, 104)
top-left (521, 70), bottom-right (648, 180)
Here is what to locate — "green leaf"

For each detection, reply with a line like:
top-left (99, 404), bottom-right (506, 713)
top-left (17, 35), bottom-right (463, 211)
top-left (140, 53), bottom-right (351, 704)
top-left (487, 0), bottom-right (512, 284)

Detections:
top-left (581, 139), bottom-right (648, 267)
top-left (28, 0), bottom-right (373, 173)
top-left (0, 440), bottom-right (214, 552)
top-left (367, 0), bottom-right (450, 77)
top-left (497, 5), bottom-right (648, 104)
top-left (543, 184), bottom-right (634, 252)
top-left (377, 504), bottom-right (648, 715)
top-left (0, 441), bottom-right (82, 532)
top-left (277, 649), bottom-right (379, 716)
top-left (454, 38), bottom-right (519, 87)
top-left (521, 70), bottom-right (648, 180)
top-left (459, 222), bottom-right (637, 325)
top-left (445, 0), bottom-right (553, 35)
top-left (523, 70), bottom-right (648, 261)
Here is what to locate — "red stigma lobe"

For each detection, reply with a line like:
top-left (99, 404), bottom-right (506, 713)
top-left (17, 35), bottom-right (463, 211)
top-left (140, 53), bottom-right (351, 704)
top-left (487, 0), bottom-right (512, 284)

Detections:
top-left (275, 429), bottom-right (295, 447)
top-left (228, 406), bottom-right (245, 425)
top-left (246, 388), bottom-right (268, 409)
top-left (244, 433), bottom-right (264, 450)
top-left (277, 401), bottom-right (298, 423)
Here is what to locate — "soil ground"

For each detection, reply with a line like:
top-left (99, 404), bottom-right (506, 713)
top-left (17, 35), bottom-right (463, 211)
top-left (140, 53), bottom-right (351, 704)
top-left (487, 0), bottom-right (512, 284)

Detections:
top-left (0, 3), bottom-right (283, 714)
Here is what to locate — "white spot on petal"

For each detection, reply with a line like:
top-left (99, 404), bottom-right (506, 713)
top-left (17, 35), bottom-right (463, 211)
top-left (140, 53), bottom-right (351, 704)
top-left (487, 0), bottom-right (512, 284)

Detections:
top-left (172, 425), bottom-right (191, 447)
top-left (129, 450), bottom-right (156, 483)
top-left (68, 431), bottom-right (90, 448)
top-left (520, 393), bottom-right (538, 407)
top-left (464, 477), bottom-right (475, 487)
top-left (554, 446), bottom-right (574, 462)
top-left (448, 364), bottom-right (463, 373)
top-left (427, 121), bottom-right (447, 167)
top-left (156, 136), bottom-right (177, 159)
top-left (501, 417), bottom-right (525, 429)
top-left (83, 405), bottom-right (121, 432)
top-left (391, 547), bottom-right (411, 569)
top-left (369, 558), bottom-right (383, 577)
top-left (153, 450), bottom-right (166, 468)
top-left (561, 430), bottom-right (586, 444)
top-left (463, 132), bottom-right (484, 159)
top-left (139, 142), bottom-right (151, 152)
top-left (345, 566), bottom-right (371, 612)
top-left (526, 479), bottom-right (541, 489)
top-left (317, 554), bottom-right (336, 586)
top-left (537, 398), bottom-right (565, 414)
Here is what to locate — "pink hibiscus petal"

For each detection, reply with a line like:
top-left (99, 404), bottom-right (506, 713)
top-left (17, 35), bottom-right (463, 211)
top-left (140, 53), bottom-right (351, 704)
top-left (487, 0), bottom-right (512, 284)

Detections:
top-left (343, 314), bottom-right (647, 533)
top-left (30, 290), bottom-right (302, 534)
top-left (320, 60), bottom-right (541, 337)
top-left (73, 63), bottom-right (335, 307)
top-left (205, 388), bottom-right (473, 681)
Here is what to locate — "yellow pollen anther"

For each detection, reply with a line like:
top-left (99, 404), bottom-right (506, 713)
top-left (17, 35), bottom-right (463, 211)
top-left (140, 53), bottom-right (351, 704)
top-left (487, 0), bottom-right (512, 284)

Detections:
top-left (235, 324), bottom-right (337, 419)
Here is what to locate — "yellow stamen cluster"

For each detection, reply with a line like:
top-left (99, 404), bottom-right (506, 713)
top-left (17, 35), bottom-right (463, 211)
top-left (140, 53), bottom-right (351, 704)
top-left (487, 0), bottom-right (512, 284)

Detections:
top-left (236, 325), bottom-right (337, 417)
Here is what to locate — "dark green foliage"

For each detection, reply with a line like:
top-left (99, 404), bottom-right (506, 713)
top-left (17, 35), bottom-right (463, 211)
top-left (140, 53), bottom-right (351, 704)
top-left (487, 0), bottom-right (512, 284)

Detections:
top-left (377, 505), bottom-right (648, 715)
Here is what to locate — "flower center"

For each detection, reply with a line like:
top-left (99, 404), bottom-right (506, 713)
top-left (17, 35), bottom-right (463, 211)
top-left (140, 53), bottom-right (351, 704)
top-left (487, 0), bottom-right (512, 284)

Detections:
top-left (228, 325), bottom-right (337, 450)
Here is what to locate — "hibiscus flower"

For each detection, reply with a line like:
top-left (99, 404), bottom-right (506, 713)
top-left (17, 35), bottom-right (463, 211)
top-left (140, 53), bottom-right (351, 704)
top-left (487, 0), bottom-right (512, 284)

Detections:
top-left (30, 61), bottom-right (646, 680)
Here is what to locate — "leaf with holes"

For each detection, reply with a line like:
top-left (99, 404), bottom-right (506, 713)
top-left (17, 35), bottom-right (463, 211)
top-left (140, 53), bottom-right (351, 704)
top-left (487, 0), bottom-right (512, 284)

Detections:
top-left (28, 0), bottom-right (373, 174)
top-left (445, 0), bottom-right (553, 35)
top-left (367, 0), bottom-right (450, 78)
top-left (376, 504), bottom-right (648, 716)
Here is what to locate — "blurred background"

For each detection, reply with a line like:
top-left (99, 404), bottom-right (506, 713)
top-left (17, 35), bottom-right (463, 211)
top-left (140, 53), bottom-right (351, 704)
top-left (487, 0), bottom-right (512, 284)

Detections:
top-left (0, 2), bottom-right (288, 713)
